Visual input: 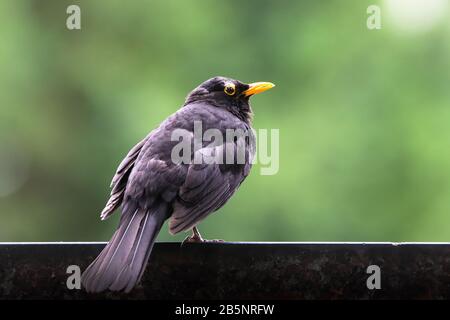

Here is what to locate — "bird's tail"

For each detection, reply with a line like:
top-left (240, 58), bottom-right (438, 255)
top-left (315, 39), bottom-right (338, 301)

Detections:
top-left (81, 202), bottom-right (168, 293)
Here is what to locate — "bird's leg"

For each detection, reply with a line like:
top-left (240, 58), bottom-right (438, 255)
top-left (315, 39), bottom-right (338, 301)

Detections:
top-left (192, 226), bottom-right (203, 241)
top-left (182, 227), bottom-right (204, 245)
top-left (181, 227), bottom-right (225, 245)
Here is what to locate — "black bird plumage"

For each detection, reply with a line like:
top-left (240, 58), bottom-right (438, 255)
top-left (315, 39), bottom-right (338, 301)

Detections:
top-left (81, 76), bottom-right (274, 292)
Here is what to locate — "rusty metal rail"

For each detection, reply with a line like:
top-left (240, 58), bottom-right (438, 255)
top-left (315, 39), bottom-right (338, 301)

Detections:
top-left (0, 242), bottom-right (449, 299)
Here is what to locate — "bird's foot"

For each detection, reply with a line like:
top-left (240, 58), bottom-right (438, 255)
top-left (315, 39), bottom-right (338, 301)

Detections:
top-left (204, 239), bottom-right (225, 243)
top-left (181, 227), bottom-right (225, 246)
top-left (181, 236), bottom-right (225, 245)
top-left (182, 233), bottom-right (204, 245)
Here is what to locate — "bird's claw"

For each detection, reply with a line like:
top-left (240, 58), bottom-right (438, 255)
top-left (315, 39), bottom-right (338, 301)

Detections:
top-left (181, 236), bottom-right (225, 246)
top-left (205, 239), bottom-right (225, 243)
top-left (182, 234), bottom-right (204, 245)
top-left (181, 227), bottom-right (225, 246)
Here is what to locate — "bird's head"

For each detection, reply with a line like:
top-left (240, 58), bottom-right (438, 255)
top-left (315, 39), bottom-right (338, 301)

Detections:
top-left (184, 76), bottom-right (275, 123)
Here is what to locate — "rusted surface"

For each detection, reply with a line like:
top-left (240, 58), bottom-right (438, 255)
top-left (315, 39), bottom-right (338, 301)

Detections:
top-left (0, 242), bottom-right (449, 299)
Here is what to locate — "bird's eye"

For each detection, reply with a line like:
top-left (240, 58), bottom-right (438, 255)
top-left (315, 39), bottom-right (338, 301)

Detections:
top-left (224, 83), bottom-right (236, 96)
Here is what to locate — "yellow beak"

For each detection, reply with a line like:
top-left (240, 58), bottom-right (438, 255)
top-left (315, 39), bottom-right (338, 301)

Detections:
top-left (243, 82), bottom-right (275, 97)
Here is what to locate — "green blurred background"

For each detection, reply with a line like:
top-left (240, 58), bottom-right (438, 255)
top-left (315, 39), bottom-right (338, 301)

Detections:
top-left (0, 0), bottom-right (449, 242)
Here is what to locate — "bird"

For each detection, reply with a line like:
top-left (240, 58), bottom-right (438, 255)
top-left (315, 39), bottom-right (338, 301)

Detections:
top-left (81, 76), bottom-right (275, 293)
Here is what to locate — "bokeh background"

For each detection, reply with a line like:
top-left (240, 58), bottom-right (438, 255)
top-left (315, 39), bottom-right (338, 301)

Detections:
top-left (0, 0), bottom-right (449, 242)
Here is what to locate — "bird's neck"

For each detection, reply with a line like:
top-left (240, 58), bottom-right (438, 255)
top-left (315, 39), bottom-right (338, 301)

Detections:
top-left (226, 103), bottom-right (253, 125)
top-left (184, 97), bottom-right (253, 125)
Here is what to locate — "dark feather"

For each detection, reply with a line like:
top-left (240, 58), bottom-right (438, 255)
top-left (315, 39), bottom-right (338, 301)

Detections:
top-left (82, 201), bottom-right (168, 293)
top-left (100, 137), bottom-right (147, 220)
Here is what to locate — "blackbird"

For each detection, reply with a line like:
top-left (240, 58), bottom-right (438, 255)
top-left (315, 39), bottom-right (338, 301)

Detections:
top-left (81, 76), bottom-right (275, 293)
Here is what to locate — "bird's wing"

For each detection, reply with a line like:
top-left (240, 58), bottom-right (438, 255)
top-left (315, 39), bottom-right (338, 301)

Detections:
top-left (168, 141), bottom-right (251, 235)
top-left (100, 136), bottom-right (148, 220)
